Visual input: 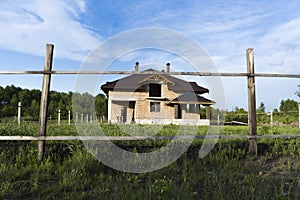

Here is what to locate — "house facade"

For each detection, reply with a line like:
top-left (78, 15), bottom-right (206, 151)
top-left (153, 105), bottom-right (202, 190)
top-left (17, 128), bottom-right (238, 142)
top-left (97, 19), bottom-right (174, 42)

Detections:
top-left (101, 63), bottom-right (215, 125)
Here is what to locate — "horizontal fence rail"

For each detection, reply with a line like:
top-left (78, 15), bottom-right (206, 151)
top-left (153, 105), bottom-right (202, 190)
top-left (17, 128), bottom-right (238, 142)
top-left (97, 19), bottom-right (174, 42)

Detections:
top-left (0, 70), bottom-right (299, 78)
top-left (1, 134), bottom-right (300, 141)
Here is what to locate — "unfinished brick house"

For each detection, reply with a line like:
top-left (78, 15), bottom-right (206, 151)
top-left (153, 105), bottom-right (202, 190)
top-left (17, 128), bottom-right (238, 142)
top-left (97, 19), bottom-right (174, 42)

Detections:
top-left (101, 63), bottom-right (215, 125)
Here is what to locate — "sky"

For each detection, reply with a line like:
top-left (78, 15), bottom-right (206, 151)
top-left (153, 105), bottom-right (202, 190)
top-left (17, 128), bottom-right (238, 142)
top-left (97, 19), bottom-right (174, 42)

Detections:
top-left (0, 0), bottom-right (299, 111)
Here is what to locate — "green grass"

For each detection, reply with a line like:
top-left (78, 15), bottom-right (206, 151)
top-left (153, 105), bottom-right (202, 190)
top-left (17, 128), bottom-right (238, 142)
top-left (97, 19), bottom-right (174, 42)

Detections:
top-left (0, 122), bottom-right (298, 136)
top-left (1, 123), bottom-right (300, 199)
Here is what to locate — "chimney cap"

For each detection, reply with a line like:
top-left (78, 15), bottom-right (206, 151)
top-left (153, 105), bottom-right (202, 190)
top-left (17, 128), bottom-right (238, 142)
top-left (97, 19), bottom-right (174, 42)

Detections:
top-left (166, 63), bottom-right (170, 74)
top-left (135, 61), bottom-right (139, 72)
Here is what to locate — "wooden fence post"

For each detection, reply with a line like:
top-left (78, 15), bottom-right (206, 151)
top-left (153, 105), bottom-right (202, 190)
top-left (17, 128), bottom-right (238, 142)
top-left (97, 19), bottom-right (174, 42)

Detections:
top-left (81, 114), bottom-right (83, 123)
top-left (75, 112), bottom-right (78, 123)
top-left (58, 109), bottom-right (61, 125)
top-left (270, 108), bottom-right (273, 127)
top-left (37, 43), bottom-right (54, 162)
top-left (68, 110), bottom-right (71, 125)
top-left (247, 48), bottom-right (257, 156)
top-left (17, 102), bottom-right (21, 125)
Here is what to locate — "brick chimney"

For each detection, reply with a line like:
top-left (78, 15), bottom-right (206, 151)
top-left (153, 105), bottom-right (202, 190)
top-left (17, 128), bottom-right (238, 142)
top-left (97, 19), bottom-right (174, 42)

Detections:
top-left (135, 62), bottom-right (139, 72)
top-left (166, 63), bottom-right (170, 74)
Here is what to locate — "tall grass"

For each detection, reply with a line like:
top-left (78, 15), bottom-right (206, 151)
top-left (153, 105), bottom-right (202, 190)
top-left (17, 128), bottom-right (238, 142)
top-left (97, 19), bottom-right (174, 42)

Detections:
top-left (1, 123), bottom-right (300, 199)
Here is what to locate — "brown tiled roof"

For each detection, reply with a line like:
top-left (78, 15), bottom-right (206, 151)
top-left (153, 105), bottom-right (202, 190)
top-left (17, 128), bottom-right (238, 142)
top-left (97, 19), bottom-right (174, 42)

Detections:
top-left (101, 69), bottom-right (209, 95)
top-left (169, 92), bottom-right (215, 105)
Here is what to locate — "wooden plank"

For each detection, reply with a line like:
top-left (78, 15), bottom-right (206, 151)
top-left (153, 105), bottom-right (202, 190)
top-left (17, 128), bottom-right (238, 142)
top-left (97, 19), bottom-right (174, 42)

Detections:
top-left (0, 70), bottom-right (299, 78)
top-left (58, 109), bottom-right (61, 125)
top-left (37, 44), bottom-right (54, 161)
top-left (231, 121), bottom-right (248, 126)
top-left (270, 109), bottom-right (273, 127)
top-left (68, 110), bottom-right (71, 125)
top-left (1, 134), bottom-right (300, 141)
top-left (17, 102), bottom-right (21, 125)
top-left (247, 48), bottom-right (257, 156)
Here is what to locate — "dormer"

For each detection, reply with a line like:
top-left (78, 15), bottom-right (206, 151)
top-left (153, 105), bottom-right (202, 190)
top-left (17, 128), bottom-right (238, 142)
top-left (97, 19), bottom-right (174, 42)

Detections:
top-left (149, 83), bottom-right (161, 97)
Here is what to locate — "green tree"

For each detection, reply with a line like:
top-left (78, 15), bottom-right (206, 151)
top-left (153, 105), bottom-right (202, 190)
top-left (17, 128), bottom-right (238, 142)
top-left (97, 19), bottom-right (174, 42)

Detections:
top-left (225, 106), bottom-right (248, 123)
top-left (72, 92), bottom-right (95, 116)
top-left (29, 99), bottom-right (39, 119)
top-left (0, 85), bottom-right (108, 120)
top-left (296, 84), bottom-right (300, 98)
top-left (95, 93), bottom-right (108, 117)
top-left (0, 86), bottom-right (4, 102)
top-left (257, 102), bottom-right (266, 113)
top-left (279, 99), bottom-right (298, 113)
top-left (257, 102), bottom-right (269, 123)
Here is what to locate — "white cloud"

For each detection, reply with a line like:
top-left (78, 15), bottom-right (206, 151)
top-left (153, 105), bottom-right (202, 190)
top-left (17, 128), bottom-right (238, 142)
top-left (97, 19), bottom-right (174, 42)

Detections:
top-left (256, 17), bottom-right (300, 73)
top-left (0, 0), bottom-right (101, 61)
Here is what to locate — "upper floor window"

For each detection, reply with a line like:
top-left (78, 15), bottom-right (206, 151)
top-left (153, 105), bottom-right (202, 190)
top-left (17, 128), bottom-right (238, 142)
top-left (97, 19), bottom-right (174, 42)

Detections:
top-left (149, 84), bottom-right (161, 97)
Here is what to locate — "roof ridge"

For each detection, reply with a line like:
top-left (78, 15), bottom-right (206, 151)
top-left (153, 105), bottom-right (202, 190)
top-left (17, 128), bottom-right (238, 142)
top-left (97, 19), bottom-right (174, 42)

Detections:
top-left (142, 68), bottom-right (158, 72)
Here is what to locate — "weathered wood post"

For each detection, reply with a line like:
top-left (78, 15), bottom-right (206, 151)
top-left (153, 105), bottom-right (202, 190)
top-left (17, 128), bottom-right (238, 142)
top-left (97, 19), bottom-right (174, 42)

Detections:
top-left (68, 110), bottom-right (71, 125)
top-left (86, 114), bottom-right (89, 124)
top-left (81, 113), bottom-right (83, 123)
top-left (58, 109), bottom-right (61, 125)
top-left (37, 43), bottom-right (54, 161)
top-left (75, 112), bottom-right (78, 123)
top-left (247, 48), bottom-right (257, 156)
top-left (17, 102), bottom-right (21, 125)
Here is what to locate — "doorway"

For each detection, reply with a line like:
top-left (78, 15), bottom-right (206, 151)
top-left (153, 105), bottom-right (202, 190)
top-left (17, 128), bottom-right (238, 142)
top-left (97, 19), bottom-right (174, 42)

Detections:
top-left (175, 105), bottom-right (182, 119)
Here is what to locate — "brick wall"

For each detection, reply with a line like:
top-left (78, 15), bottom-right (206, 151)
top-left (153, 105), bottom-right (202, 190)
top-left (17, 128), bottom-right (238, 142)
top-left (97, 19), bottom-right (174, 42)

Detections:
top-left (108, 83), bottom-right (201, 122)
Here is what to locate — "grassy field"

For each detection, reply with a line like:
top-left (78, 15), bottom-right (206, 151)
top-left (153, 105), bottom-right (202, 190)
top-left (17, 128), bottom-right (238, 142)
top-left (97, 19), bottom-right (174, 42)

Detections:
top-left (1, 123), bottom-right (300, 199)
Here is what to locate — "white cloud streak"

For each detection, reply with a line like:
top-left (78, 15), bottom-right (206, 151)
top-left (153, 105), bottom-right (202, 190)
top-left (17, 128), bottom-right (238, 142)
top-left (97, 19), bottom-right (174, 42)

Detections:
top-left (0, 0), bottom-right (101, 61)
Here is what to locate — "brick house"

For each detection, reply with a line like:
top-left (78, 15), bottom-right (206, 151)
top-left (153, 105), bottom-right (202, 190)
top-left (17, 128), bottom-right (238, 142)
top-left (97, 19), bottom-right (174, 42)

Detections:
top-left (101, 63), bottom-right (215, 125)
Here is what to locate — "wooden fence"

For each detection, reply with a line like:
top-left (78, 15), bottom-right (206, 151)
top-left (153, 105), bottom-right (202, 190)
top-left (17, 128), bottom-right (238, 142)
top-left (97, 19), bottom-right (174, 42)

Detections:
top-left (9, 102), bottom-right (299, 126)
top-left (0, 43), bottom-right (300, 160)
top-left (13, 103), bottom-right (104, 125)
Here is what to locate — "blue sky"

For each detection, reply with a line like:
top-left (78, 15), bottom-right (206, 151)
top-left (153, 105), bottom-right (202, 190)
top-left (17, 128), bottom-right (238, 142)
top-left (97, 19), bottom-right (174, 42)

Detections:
top-left (0, 0), bottom-right (299, 110)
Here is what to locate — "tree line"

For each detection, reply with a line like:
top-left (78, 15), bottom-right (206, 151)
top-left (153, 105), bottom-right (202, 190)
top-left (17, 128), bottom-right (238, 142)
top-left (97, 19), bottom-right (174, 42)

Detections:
top-left (224, 98), bottom-right (299, 124)
top-left (0, 85), bottom-right (107, 120)
top-left (224, 84), bottom-right (300, 124)
top-left (0, 84), bottom-right (299, 123)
